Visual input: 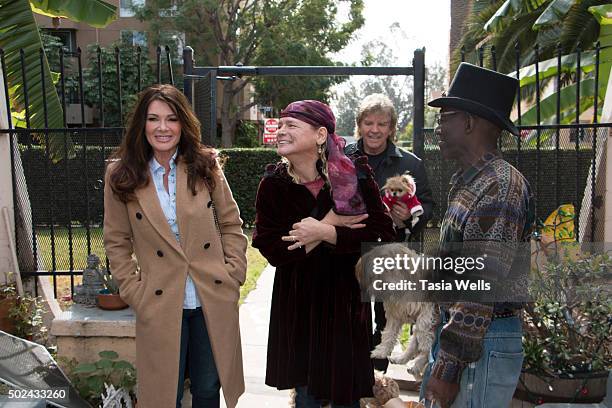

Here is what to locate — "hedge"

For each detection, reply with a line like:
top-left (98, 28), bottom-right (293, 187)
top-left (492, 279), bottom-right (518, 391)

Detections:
top-left (220, 148), bottom-right (280, 227)
top-left (18, 145), bottom-right (596, 229)
top-left (18, 145), bottom-right (279, 228)
top-left (422, 148), bottom-right (597, 226)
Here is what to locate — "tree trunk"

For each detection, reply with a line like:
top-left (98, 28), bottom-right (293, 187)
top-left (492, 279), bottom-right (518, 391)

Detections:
top-left (220, 82), bottom-right (239, 148)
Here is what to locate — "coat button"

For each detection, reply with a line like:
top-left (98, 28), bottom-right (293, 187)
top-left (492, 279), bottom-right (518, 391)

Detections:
top-left (204, 242), bottom-right (211, 249)
top-left (136, 212), bottom-right (142, 220)
top-left (207, 200), bottom-right (213, 208)
top-left (157, 250), bottom-right (163, 257)
top-left (214, 280), bottom-right (222, 285)
top-left (155, 289), bottom-right (163, 295)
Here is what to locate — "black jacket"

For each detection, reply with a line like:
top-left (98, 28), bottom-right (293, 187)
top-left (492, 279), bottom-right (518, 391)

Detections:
top-left (345, 139), bottom-right (434, 240)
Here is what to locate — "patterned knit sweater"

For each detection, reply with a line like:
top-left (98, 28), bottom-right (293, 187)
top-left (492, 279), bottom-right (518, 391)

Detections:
top-left (432, 151), bottom-right (534, 383)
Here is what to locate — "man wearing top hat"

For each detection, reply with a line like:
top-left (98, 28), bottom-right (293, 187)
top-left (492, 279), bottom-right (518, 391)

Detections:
top-left (420, 63), bottom-right (534, 407)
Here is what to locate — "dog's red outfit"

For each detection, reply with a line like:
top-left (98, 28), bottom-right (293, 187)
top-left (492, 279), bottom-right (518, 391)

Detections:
top-left (382, 191), bottom-right (424, 221)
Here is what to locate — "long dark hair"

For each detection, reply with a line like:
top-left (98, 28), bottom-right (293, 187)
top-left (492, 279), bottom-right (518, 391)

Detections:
top-left (107, 84), bottom-right (219, 202)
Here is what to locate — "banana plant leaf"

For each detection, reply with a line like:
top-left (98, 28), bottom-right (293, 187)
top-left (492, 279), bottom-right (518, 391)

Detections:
top-left (588, 3), bottom-right (612, 26)
top-left (0, 0), bottom-right (117, 161)
top-left (589, 5), bottom-right (612, 48)
top-left (507, 47), bottom-right (612, 88)
top-left (0, 0), bottom-right (68, 161)
top-left (29, 0), bottom-right (116, 28)
top-left (532, 0), bottom-right (578, 30)
top-left (516, 3), bottom-right (612, 129)
top-left (519, 75), bottom-right (608, 126)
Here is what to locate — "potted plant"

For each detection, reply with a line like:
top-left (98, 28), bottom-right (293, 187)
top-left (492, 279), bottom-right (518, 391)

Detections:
top-left (0, 274), bottom-right (46, 340)
top-left (8, 293), bottom-right (46, 341)
top-left (515, 210), bottom-right (612, 404)
top-left (94, 268), bottom-right (128, 311)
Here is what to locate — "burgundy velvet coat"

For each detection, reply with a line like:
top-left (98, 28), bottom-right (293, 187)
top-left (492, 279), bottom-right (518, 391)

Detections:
top-left (252, 158), bottom-right (395, 405)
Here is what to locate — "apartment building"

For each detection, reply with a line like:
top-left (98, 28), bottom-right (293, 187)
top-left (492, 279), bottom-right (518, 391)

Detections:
top-left (34, 0), bottom-right (173, 56)
top-left (34, 0), bottom-right (259, 127)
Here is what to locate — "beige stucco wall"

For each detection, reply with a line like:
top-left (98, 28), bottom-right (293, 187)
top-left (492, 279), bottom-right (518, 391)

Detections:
top-left (51, 307), bottom-right (136, 364)
top-left (0, 64), bottom-right (15, 284)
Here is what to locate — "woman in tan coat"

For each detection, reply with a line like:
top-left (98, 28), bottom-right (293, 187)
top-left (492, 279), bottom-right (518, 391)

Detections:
top-left (103, 84), bottom-right (247, 408)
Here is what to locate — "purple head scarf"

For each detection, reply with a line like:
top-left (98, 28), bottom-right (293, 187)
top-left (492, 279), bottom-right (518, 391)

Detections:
top-left (280, 100), bottom-right (366, 215)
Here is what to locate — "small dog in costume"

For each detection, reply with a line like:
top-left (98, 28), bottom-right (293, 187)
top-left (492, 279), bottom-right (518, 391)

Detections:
top-left (381, 174), bottom-right (424, 232)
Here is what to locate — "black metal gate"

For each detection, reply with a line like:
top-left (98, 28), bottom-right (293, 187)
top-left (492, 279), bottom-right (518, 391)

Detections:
top-left (192, 70), bottom-right (217, 145)
top-left (182, 47), bottom-right (427, 155)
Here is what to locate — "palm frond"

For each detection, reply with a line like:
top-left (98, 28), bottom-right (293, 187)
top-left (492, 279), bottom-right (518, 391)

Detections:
top-left (559, 0), bottom-right (602, 53)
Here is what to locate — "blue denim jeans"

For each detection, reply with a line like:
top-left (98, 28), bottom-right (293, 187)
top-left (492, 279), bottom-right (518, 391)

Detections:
top-left (176, 307), bottom-right (221, 408)
top-left (419, 311), bottom-right (523, 408)
top-left (295, 387), bottom-right (360, 408)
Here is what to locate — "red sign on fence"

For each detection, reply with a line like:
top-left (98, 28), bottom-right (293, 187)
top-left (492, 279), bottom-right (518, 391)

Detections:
top-left (263, 118), bottom-right (279, 145)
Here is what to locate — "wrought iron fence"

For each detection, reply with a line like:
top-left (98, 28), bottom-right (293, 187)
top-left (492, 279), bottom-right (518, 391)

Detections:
top-left (455, 41), bottom-right (608, 243)
top-left (3, 44), bottom-right (423, 298)
top-left (1, 44), bottom-right (175, 298)
top-left (1, 40), bottom-right (610, 299)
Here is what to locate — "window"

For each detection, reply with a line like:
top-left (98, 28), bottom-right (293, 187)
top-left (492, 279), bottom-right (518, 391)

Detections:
top-left (121, 30), bottom-right (147, 47)
top-left (158, 0), bottom-right (179, 17)
top-left (159, 5), bottom-right (178, 17)
top-left (42, 29), bottom-right (76, 52)
top-left (120, 0), bottom-right (144, 18)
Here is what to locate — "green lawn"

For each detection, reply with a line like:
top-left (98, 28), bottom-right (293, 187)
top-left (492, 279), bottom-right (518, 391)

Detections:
top-left (36, 227), bottom-right (267, 305)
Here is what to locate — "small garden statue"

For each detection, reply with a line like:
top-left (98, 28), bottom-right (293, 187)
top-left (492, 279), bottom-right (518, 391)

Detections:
top-left (73, 254), bottom-right (105, 306)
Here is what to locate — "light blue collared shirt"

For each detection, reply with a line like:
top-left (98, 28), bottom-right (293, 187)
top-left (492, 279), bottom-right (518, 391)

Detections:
top-left (149, 150), bottom-right (201, 309)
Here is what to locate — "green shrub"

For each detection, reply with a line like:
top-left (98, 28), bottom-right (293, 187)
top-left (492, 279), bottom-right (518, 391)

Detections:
top-left (221, 148), bottom-right (280, 227)
top-left (60, 351), bottom-right (136, 406)
top-left (19, 145), bottom-right (279, 228)
top-left (19, 142), bottom-right (595, 229)
top-left (234, 120), bottom-right (260, 148)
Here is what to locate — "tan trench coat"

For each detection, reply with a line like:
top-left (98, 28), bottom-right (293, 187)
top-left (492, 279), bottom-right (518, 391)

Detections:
top-left (103, 159), bottom-right (247, 408)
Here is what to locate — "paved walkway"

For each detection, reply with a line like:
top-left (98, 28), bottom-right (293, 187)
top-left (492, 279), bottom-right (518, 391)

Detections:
top-left (184, 264), bottom-right (420, 407)
top-left (231, 266), bottom-right (540, 408)
top-left (232, 264), bottom-right (292, 407)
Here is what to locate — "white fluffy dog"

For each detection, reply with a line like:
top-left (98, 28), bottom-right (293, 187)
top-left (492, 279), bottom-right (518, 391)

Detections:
top-left (355, 243), bottom-right (438, 379)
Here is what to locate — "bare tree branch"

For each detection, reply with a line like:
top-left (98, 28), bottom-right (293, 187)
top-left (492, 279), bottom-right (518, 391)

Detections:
top-left (238, 100), bottom-right (258, 115)
top-left (232, 77), bottom-right (253, 95)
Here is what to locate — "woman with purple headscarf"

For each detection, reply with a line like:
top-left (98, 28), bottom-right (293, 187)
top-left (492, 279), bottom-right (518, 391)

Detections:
top-left (252, 100), bottom-right (395, 407)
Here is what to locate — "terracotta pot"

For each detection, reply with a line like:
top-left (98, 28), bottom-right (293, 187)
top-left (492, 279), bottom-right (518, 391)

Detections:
top-left (514, 370), bottom-right (608, 404)
top-left (96, 293), bottom-right (129, 310)
top-left (0, 297), bottom-right (16, 333)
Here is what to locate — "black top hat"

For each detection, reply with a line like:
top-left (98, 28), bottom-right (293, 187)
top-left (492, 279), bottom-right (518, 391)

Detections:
top-left (428, 63), bottom-right (519, 136)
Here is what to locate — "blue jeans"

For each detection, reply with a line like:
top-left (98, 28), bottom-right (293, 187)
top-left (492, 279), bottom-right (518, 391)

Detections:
top-left (295, 387), bottom-right (360, 408)
top-left (176, 307), bottom-right (221, 408)
top-left (419, 311), bottom-right (523, 408)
